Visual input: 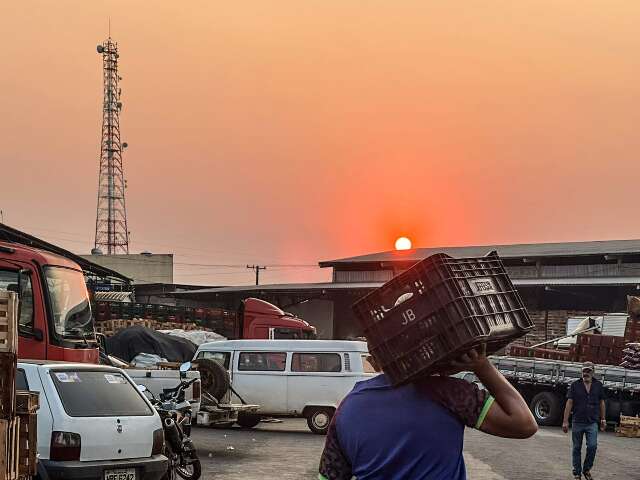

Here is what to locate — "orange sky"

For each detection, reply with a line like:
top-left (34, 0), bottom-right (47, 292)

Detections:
top-left (2, 1), bottom-right (640, 285)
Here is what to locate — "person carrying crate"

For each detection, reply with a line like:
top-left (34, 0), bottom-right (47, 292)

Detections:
top-left (562, 361), bottom-right (606, 480)
top-left (318, 347), bottom-right (537, 480)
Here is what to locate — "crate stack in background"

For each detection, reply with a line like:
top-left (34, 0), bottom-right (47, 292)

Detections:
top-left (95, 318), bottom-right (210, 336)
top-left (574, 334), bottom-right (626, 365)
top-left (93, 302), bottom-right (238, 337)
top-left (353, 252), bottom-right (534, 385)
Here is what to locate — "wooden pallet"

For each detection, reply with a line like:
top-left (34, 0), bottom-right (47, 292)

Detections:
top-left (0, 292), bottom-right (18, 354)
top-left (17, 414), bottom-right (37, 477)
top-left (0, 417), bottom-right (20, 480)
top-left (616, 415), bottom-right (640, 438)
top-left (15, 392), bottom-right (39, 416)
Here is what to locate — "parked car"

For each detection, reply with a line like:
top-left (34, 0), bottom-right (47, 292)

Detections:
top-left (17, 361), bottom-right (167, 480)
top-left (193, 339), bottom-right (377, 434)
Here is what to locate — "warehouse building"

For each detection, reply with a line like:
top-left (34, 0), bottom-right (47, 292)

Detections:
top-left (174, 240), bottom-right (640, 341)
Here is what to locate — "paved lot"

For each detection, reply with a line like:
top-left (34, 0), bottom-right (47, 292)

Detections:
top-left (193, 419), bottom-right (639, 479)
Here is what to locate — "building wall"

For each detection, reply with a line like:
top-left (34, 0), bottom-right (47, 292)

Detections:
top-left (80, 254), bottom-right (173, 285)
top-left (285, 299), bottom-right (334, 339)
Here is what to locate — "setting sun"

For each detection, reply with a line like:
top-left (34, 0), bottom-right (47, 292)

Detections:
top-left (395, 237), bottom-right (412, 251)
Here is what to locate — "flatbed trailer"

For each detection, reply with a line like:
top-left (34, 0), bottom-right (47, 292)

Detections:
top-left (483, 356), bottom-right (640, 426)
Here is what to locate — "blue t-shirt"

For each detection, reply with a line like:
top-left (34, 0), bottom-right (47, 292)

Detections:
top-left (319, 374), bottom-right (492, 480)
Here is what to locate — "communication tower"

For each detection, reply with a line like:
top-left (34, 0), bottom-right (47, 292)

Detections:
top-left (93, 37), bottom-right (130, 254)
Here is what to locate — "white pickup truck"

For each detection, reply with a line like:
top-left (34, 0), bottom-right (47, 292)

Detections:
top-left (127, 368), bottom-right (202, 414)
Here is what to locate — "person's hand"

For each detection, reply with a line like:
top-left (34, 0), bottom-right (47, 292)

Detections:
top-left (562, 421), bottom-right (569, 433)
top-left (600, 420), bottom-right (607, 432)
top-left (450, 345), bottom-right (490, 374)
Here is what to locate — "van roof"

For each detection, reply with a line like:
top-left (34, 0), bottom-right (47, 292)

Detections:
top-left (196, 339), bottom-right (369, 353)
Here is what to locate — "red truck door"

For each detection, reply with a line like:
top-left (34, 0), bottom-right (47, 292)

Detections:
top-left (0, 260), bottom-right (47, 359)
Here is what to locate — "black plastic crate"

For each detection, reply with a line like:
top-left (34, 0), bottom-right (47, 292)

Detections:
top-left (352, 251), bottom-right (533, 385)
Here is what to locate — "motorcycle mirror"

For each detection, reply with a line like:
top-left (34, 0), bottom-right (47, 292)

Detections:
top-left (179, 361), bottom-right (192, 373)
top-left (137, 384), bottom-right (147, 393)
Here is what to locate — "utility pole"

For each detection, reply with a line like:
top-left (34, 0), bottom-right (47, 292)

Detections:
top-left (247, 265), bottom-right (266, 285)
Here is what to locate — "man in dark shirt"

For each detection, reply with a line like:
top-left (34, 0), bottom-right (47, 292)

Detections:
top-left (562, 361), bottom-right (607, 480)
top-left (318, 348), bottom-right (538, 480)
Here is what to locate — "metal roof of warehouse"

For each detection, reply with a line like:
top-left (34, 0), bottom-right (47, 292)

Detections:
top-left (174, 275), bottom-right (640, 298)
top-left (319, 239), bottom-right (640, 267)
top-left (173, 282), bottom-right (383, 296)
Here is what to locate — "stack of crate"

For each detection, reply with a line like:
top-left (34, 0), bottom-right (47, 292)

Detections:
top-left (626, 316), bottom-right (640, 344)
top-left (575, 334), bottom-right (626, 365)
top-left (15, 392), bottom-right (38, 478)
top-left (95, 317), bottom-right (210, 336)
top-left (616, 415), bottom-right (640, 438)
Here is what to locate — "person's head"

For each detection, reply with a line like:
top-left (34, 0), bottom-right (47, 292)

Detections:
top-left (582, 362), bottom-right (595, 383)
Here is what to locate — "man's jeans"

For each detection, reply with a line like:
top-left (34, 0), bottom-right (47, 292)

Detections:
top-left (572, 422), bottom-right (598, 475)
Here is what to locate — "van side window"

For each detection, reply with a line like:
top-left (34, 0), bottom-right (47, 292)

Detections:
top-left (197, 351), bottom-right (231, 369)
top-left (0, 270), bottom-right (34, 331)
top-left (291, 353), bottom-right (342, 373)
top-left (16, 369), bottom-right (29, 390)
top-left (238, 352), bottom-right (287, 372)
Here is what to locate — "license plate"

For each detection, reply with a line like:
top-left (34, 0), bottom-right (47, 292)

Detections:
top-left (104, 468), bottom-right (136, 480)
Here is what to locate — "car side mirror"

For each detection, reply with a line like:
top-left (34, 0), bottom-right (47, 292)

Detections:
top-left (33, 328), bottom-right (44, 342)
top-left (137, 384), bottom-right (147, 393)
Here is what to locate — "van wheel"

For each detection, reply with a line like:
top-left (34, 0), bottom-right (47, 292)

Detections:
top-left (307, 408), bottom-right (334, 435)
top-left (237, 413), bottom-right (261, 429)
top-left (529, 391), bottom-right (562, 426)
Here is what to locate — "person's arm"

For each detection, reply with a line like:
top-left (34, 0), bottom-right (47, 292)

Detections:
top-left (453, 349), bottom-right (537, 439)
top-left (599, 400), bottom-right (606, 431)
top-left (318, 413), bottom-right (352, 480)
top-left (562, 399), bottom-right (573, 434)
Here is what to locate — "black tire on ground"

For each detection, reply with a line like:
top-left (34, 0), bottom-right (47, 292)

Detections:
top-left (237, 413), bottom-right (261, 429)
top-left (529, 391), bottom-right (563, 426)
top-left (606, 400), bottom-right (621, 422)
top-left (196, 358), bottom-right (230, 401)
top-left (621, 401), bottom-right (640, 417)
top-left (306, 408), bottom-right (334, 435)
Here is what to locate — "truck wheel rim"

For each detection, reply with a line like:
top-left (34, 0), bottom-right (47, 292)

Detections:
top-left (535, 400), bottom-right (550, 419)
top-left (314, 412), bottom-right (329, 428)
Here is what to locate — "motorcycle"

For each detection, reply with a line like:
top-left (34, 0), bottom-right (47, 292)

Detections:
top-left (139, 362), bottom-right (202, 480)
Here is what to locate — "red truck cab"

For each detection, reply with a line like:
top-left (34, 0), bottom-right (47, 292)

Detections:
top-left (241, 298), bottom-right (316, 339)
top-left (0, 241), bottom-right (99, 362)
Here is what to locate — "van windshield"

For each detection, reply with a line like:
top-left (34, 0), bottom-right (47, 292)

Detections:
top-left (50, 370), bottom-right (152, 417)
top-left (44, 266), bottom-right (94, 339)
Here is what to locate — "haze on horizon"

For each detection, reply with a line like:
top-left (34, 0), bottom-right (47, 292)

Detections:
top-left (2, 1), bottom-right (640, 285)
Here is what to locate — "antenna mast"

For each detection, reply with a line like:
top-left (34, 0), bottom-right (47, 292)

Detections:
top-left (94, 36), bottom-right (130, 254)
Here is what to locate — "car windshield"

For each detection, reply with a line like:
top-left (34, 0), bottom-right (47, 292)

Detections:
top-left (44, 266), bottom-right (94, 338)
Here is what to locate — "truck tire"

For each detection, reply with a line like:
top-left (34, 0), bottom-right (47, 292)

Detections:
top-left (529, 391), bottom-right (562, 426)
top-left (237, 413), bottom-right (261, 429)
top-left (606, 400), bottom-right (621, 422)
top-left (196, 358), bottom-right (230, 401)
top-left (621, 401), bottom-right (640, 417)
top-left (306, 408), bottom-right (334, 435)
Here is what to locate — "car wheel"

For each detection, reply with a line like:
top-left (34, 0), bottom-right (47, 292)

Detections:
top-left (306, 408), bottom-right (334, 435)
top-left (237, 413), bottom-right (261, 429)
top-left (529, 391), bottom-right (562, 426)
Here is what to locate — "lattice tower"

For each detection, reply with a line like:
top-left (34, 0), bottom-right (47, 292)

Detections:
top-left (94, 37), bottom-right (130, 254)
